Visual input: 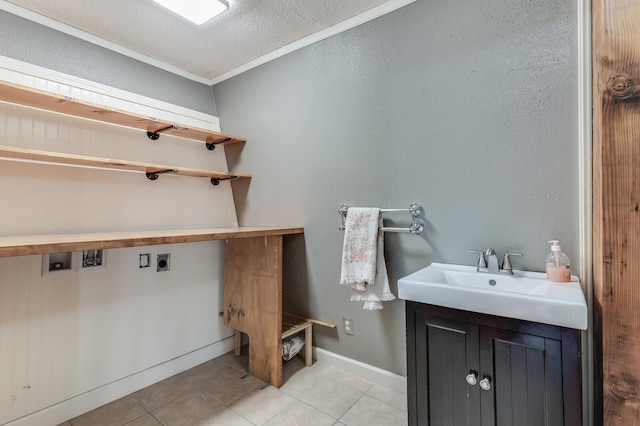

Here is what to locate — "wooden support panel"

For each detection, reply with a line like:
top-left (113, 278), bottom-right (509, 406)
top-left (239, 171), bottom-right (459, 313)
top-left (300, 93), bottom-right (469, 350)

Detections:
top-left (224, 235), bottom-right (283, 387)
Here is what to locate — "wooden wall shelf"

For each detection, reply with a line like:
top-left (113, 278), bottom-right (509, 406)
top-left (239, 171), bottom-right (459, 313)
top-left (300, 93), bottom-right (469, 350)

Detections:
top-left (0, 226), bottom-right (304, 258)
top-left (0, 145), bottom-right (251, 183)
top-left (0, 80), bottom-right (246, 147)
top-left (0, 78), bottom-right (298, 392)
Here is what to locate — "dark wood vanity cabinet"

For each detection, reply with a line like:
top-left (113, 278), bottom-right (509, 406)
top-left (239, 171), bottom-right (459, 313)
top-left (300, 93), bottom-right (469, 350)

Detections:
top-left (406, 302), bottom-right (582, 426)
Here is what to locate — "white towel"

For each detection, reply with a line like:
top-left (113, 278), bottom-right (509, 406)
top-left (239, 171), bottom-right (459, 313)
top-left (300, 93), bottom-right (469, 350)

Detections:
top-left (339, 208), bottom-right (395, 310)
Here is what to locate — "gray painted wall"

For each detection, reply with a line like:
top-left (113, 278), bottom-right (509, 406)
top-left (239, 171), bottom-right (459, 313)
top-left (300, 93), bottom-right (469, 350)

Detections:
top-left (0, 11), bottom-right (217, 114)
top-left (214, 0), bottom-right (579, 375)
top-left (0, 0), bottom-right (579, 377)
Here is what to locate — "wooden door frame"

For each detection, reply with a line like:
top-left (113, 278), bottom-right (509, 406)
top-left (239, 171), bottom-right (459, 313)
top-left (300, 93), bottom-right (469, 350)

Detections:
top-left (592, 0), bottom-right (640, 424)
top-left (578, 0), bottom-right (593, 424)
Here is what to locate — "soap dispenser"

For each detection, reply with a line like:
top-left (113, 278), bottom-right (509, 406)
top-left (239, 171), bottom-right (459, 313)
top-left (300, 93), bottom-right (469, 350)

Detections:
top-left (546, 240), bottom-right (571, 282)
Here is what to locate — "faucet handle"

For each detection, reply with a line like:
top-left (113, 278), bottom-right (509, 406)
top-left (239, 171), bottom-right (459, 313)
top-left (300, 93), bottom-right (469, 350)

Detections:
top-left (502, 252), bottom-right (523, 273)
top-left (468, 249), bottom-right (487, 268)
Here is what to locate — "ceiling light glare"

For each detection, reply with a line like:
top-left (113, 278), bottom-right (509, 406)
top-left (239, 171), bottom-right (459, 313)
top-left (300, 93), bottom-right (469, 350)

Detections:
top-left (153, 0), bottom-right (229, 25)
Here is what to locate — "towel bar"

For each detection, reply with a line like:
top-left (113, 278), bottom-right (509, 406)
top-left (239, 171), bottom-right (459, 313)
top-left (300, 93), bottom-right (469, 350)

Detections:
top-left (338, 204), bottom-right (425, 234)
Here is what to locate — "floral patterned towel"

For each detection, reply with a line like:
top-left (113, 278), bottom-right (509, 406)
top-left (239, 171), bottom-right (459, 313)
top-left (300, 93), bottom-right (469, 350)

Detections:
top-left (340, 207), bottom-right (395, 310)
top-left (340, 208), bottom-right (380, 288)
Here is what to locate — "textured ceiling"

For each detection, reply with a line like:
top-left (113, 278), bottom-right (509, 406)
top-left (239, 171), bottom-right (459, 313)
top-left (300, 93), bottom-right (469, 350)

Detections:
top-left (3, 0), bottom-right (403, 83)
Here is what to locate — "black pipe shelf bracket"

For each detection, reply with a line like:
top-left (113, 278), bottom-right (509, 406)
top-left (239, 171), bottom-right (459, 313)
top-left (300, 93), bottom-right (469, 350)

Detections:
top-left (147, 124), bottom-right (179, 141)
top-left (206, 138), bottom-right (236, 151)
top-left (146, 169), bottom-right (178, 180)
top-left (211, 176), bottom-right (240, 186)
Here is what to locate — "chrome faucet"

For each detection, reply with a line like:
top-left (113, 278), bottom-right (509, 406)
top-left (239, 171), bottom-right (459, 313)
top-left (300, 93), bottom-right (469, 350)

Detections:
top-left (485, 248), bottom-right (500, 273)
top-left (468, 249), bottom-right (523, 275)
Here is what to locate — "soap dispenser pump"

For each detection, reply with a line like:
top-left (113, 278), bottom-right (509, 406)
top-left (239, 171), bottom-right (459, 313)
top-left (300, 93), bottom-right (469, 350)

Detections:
top-left (546, 240), bottom-right (571, 282)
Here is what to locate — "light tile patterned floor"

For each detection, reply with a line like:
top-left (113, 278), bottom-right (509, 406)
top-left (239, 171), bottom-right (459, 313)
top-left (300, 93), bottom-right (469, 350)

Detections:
top-left (58, 348), bottom-right (408, 426)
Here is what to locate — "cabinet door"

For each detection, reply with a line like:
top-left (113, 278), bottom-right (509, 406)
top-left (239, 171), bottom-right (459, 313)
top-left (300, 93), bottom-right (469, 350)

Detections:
top-left (479, 326), bottom-right (564, 426)
top-left (413, 311), bottom-right (481, 426)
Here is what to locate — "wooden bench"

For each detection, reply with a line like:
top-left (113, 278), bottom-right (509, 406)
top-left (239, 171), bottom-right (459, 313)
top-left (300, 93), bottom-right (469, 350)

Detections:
top-left (234, 312), bottom-right (335, 369)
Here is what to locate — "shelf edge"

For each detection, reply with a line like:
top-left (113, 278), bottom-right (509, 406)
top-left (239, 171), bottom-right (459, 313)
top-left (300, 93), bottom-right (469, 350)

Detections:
top-left (0, 226), bottom-right (304, 257)
top-left (0, 80), bottom-right (246, 145)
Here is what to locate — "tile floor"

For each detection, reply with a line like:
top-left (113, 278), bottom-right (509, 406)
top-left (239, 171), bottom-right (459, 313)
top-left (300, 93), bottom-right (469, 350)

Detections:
top-left (58, 348), bottom-right (408, 426)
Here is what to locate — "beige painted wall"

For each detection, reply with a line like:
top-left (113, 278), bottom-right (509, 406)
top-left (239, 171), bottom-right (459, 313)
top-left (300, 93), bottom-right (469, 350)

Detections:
top-left (0, 82), bottom-right (237, 423)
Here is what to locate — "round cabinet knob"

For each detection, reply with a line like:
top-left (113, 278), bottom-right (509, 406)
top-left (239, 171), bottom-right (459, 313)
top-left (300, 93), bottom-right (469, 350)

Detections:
top-left (479, 377), bottom-right (491, 391)
top-left (466, 372), bottom-right (478, 386)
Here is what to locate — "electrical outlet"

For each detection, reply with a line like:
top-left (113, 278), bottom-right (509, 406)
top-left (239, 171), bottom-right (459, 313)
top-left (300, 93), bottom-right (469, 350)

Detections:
top-left (157, 253), bottom-right (170, 272)
top-left (343, 317), bottom-right (354, 336)
top-left (139, 253), bottom-right (150, 268)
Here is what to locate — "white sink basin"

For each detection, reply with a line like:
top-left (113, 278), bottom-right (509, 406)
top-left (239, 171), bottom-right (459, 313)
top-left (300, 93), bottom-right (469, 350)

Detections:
top-left (398, 262), bottom-right (588, 330)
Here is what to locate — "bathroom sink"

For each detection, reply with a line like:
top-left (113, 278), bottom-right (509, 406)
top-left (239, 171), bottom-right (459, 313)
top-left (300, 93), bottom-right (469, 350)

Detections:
top-left (398, 262), bottom-right (587, 330)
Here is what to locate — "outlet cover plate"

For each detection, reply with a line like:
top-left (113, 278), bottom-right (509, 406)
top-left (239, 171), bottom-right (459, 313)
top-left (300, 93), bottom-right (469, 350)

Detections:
top-left (139, 253), bottom-right (150, 268)
top-left (343, 317), bottom-right (354, 336)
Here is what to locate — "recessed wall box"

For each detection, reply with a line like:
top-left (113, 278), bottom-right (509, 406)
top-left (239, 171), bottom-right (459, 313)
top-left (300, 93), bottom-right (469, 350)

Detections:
top-left (81, 249), bottom-right (105, 269)
top-left (157, 253), bottom-right (170, 272)
top-left (71, 250), bottom-right (107, 272)
top-left (42, 252), bottom-right (73, 276)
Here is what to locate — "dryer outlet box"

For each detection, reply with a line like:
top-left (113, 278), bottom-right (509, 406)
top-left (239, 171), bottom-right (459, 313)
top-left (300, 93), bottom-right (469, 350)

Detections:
top-left (157, 253), bottom-right (170, 272)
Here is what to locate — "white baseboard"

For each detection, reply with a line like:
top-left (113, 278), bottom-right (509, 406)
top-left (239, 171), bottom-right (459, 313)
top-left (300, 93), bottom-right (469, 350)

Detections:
top-left (6, 342), bottom-right (404, 426)
top-left (313, 348), bottom-right (407, 394)
top-left (5, 336), bottom-right (236, 426)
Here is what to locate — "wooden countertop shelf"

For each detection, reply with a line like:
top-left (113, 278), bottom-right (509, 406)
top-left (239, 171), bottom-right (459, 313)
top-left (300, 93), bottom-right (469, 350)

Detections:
top-left (0, 145), bottom-right (251, 183)
top-left (0, 226), bottom-right (304, 257)
top-left (0, 80), bottom-right (246, 147)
